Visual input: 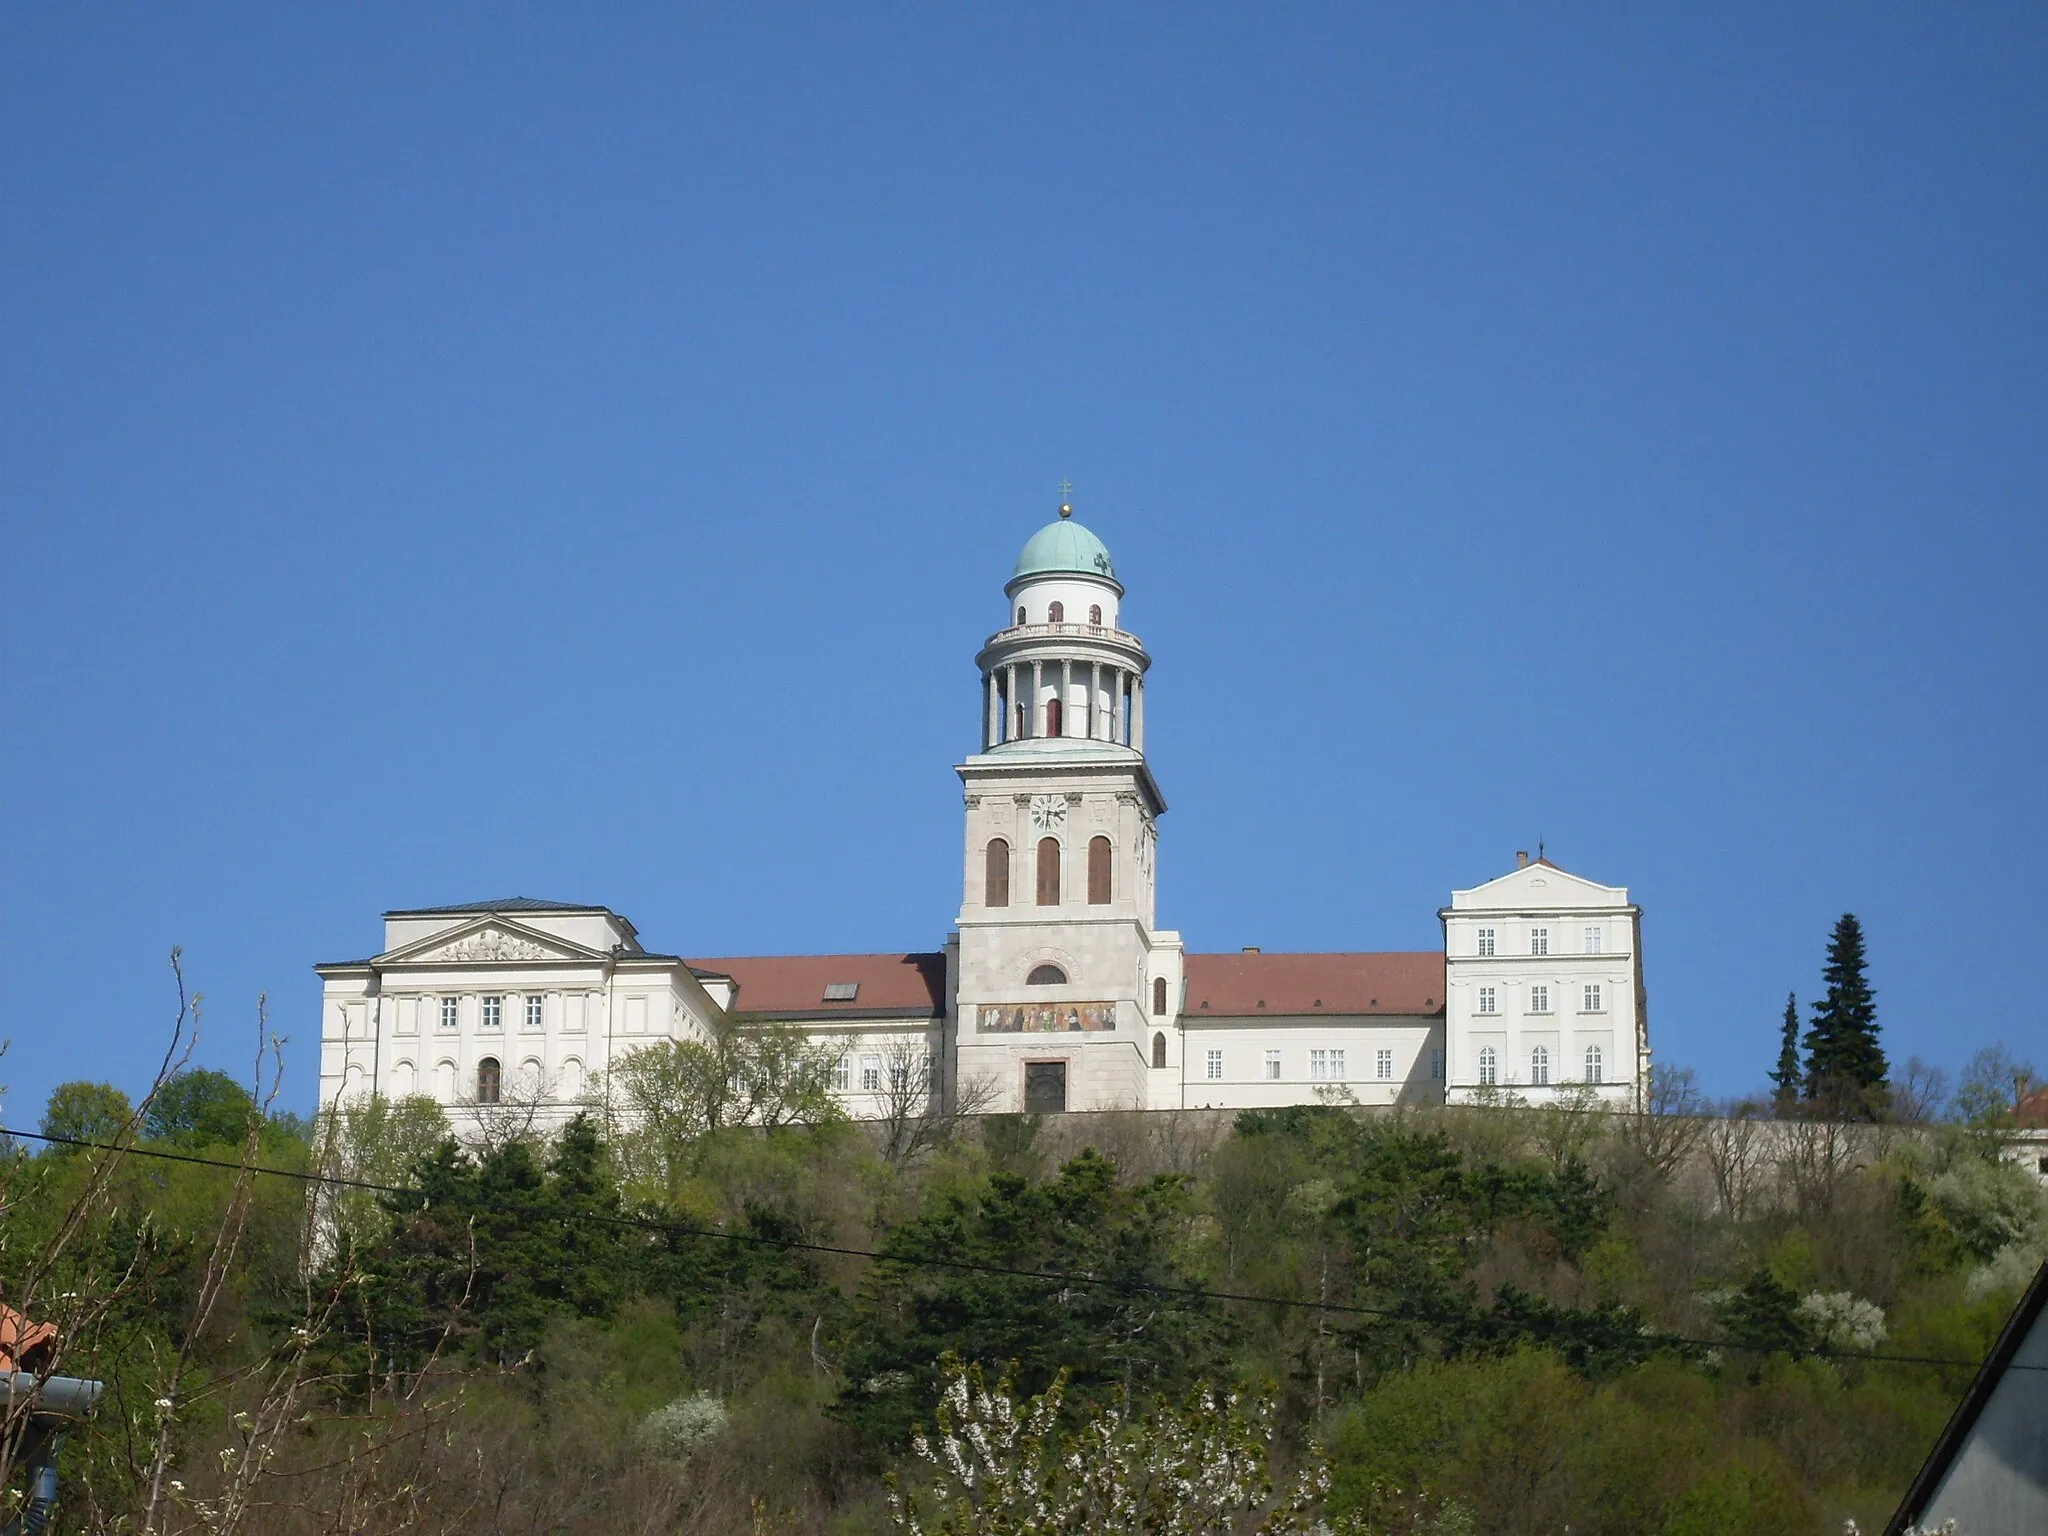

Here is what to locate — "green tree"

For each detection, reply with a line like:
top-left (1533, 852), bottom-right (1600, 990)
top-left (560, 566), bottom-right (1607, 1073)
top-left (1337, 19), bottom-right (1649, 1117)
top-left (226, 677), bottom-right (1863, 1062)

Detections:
top-left (144, 1067), bottom-right (257, 1148)
top-left (1954, 1044), bottom-right (2039, 1126)
top-left (39, 1080), bottom-right (134, 1147)
top-left (1716, 1268), bottom-right (1812, 1362)
top-left (1802, 913), bottom-right (1887, 1110)
top-left (1768, 993), bottom-right (1801, 1109)
top-left (835, 1149), bottom-right (1225, 1447)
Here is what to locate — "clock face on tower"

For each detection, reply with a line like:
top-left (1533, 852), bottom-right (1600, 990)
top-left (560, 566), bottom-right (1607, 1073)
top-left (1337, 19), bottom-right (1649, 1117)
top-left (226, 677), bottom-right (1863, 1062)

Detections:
top-left (1029, 795), bottom-right (1067, 832)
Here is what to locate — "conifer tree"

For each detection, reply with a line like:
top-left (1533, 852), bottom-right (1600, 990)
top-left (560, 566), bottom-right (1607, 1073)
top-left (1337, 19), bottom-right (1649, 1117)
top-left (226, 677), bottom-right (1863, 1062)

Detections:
top-left (1768, 993), bottom-right (1801, 1109)
top-left (1801, 913), bottom-right (1887, 1110)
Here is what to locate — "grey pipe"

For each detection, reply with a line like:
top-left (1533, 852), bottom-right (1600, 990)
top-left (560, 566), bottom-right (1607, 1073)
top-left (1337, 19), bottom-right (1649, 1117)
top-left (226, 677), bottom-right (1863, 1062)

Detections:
top-left (0, 1374), bottom-right (104, 1536)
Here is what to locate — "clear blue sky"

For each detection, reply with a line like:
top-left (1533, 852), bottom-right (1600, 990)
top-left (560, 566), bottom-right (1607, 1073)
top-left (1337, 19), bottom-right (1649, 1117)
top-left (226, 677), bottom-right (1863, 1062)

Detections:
top-left (3, 6), bottom-right (2043, 1118)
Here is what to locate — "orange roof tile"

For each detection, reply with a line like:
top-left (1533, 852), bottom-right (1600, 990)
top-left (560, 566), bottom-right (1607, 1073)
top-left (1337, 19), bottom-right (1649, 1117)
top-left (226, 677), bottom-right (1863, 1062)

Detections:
top-left (689, 953), bottom-right (946, 1018)
top-left (1183, 952), bottom-right (1444, 1017)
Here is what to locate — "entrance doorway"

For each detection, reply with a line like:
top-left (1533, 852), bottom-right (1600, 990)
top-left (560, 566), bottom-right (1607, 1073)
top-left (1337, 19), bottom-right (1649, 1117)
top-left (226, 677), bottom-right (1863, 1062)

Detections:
top-left (1024, 1060), bottom-right (1067, 1114)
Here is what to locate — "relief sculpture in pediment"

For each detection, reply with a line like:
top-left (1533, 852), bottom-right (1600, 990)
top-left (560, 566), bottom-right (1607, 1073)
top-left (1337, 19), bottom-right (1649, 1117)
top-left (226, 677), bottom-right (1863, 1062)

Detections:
top-left (422, 928), bottom-right (551, 963)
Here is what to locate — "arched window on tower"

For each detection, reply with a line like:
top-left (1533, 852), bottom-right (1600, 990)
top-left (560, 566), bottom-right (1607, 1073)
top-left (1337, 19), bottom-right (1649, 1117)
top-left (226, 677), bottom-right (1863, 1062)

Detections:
top-left (1153, 976), bottom-right (1168, 1016)
top-left (476, 1056), bottom-right (502, 1105)
top-left (1088, 836), bottom-right (1112, 904)
top-left (1017, 605), bottom-right (1026, 625)
top-left (1016, 700), bottom-right (1029, 738)
top-left (1036, 837), bottom-right (1061, 905)
top-left (1045, 696), bottom-right (1063, 737)
top-left (984, 838), bottom-right (1010, 907)
top-left (1048, 601), bottom-right (1064, 622)
top-left (1027, 963), bottom-right (1067, 985)
top-left (1152, 1032), bottom-right (1167, 1069)
top-left (1089, 604), bottom-right (1102, 626)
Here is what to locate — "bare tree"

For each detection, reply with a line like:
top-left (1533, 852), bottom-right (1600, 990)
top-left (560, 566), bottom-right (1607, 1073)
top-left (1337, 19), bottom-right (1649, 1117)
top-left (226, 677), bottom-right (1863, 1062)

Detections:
top-left (868, 1036), bottom-right (999, 1170)
top-left (1614, 1064), bottom-right (1706, 1183)
top-left (1701, 1098), bottom-right (1768, 1220)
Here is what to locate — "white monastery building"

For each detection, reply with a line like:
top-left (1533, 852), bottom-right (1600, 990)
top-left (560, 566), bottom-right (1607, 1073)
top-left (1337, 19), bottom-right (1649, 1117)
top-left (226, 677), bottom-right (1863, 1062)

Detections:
top-left (317, 505), bottom-right (1651, 1129)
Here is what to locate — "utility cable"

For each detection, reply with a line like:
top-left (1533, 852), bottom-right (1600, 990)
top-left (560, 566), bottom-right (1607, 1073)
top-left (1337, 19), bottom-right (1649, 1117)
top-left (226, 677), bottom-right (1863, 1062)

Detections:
top-left (4, 1126), bottom-right (2036, 1374)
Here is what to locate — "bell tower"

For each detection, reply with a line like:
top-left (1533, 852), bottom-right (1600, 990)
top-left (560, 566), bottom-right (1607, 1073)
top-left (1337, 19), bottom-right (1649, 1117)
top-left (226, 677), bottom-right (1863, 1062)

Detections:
top-left (953, 497), bottom-right (1182, 1114)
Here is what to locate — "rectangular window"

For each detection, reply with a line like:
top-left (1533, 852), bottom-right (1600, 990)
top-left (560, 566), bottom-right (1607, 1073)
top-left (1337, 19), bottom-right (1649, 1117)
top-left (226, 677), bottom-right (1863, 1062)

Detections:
top-left (440, 997), bottom-right (459, 1030)
top-left (1376, 1048), bottom-right (1394, 1081)
top-left (481, 996), bottom-right (502, 1031)
top-left (1263, 1049), bottom-right (1281, 1081)
top-left (1205, 1049), bottom-right (1224, 1081)
top-left (860, 1056), bottom-right (881, 1092)
top-left (524, 995), bottom-right (544, 1032)
top-left (1309, 1049), bottom-right (1328, 1080)
top-left (1477, 927), bottom-right (1495, 957)
top-left (1583, 983), bottom-right (1603, 1012)
top-left (831, 1056), bottom-right (850, 1092)
top-left (1477, 985), bottom-right (1497, 1015)
top-left (1582, 925), bottom-right (1603, 955)
top-left (1330, 1048), bottom-right (1346, 1080)
top-left (1530, 928), bottom-right (1549, 957)
top-left (1531, 985), bottom-right (1550, 1014)
top-left (1430, 1049), bottom-right (1446, 1080)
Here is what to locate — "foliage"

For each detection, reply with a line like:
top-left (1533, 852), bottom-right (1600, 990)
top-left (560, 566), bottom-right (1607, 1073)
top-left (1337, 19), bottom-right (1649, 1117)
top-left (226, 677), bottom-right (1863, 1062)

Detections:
top-left (889, 1356), bottom-right (1334, 1536)
top-left (1770, 993), bottom-right (1801, 1107)
top-left (642, 1390), bottom-right (729, 1457)
top-left (39, 1080), bottom-right (135, 1146)
top-left (1802, 915), bottom-right (1888, 1110)
top-left (144, 1067), bottom-right (261, 1149)
top-left (1953, 1043), bottom-right (2039, 1126)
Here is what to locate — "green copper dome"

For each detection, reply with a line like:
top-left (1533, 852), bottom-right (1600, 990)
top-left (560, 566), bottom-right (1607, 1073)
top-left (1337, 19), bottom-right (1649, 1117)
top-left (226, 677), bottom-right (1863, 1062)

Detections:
top-left (1011, 515), bottom-right (1118, 585)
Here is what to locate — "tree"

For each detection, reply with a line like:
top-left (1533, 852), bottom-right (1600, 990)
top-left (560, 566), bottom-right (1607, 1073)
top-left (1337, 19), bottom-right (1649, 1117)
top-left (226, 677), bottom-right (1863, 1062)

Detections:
top-left (143, 1068), bottom-right (257, 1148)
top-left (1768, 993), bottom-right (1801, 1109)
top-left (39, 1081), bottom-right (134, 1147)
top-left (867, 1036), bottom-right (1000, 1170)
top-left (1954, 1044), bottom-right (2039, 1126)
top-left (599, 1019), bottom-right (845, 1198)
top-left (1802, 914), bottom-right (1887, 1110)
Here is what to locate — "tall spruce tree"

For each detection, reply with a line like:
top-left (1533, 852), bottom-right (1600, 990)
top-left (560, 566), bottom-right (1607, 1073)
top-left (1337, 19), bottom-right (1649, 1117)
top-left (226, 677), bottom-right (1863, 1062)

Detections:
top-left (1802, 913), bottom-right (1887, 1109)
top-left (1769, 993), bottom-right (1801, 1108)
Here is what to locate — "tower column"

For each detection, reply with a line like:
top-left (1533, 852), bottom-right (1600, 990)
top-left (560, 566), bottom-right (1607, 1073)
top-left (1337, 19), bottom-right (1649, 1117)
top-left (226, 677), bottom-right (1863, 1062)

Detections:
top-left (1133, 674), bottom-right (1145, 751)
top-left (985, 670), bottom-right (999, 748)
top-left (1008, 663), bottom-right (1019, 741)
top-left (1112, 669), bottom-right (1125, 743)
top-left (1090, 661), bottom-right (1102, 740)
top-left (1031, 660), bottom-right (1043, 737)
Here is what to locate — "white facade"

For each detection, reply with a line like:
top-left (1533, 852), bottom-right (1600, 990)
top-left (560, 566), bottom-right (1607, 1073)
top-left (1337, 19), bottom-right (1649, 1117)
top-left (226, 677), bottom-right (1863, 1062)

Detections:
top-left (1441, 859), bottom-right (1647, 1106)
top-left (316, 505), bottom-right (1650, 1127)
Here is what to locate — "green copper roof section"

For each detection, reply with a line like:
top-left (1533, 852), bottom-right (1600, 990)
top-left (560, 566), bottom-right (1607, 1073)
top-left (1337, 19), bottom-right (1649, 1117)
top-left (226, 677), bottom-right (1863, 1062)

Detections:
top-left (1011, 517), bottom-right (1117, 584)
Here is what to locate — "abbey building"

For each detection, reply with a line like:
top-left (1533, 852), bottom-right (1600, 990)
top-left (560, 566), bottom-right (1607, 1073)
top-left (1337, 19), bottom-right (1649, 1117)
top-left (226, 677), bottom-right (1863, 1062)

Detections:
top-left (317, 507), bottom-right (1650, 1129)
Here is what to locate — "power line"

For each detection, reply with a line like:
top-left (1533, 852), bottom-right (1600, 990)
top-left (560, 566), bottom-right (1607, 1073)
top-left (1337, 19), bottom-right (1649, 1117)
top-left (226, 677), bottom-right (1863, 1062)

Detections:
top-left (5, 1127), bottom-right (2035, 1375)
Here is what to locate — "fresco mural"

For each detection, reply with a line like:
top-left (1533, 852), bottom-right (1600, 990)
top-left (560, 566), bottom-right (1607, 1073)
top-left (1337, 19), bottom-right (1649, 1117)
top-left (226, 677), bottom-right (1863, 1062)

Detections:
top-left (976, 1002), bottom-right (1117, 1034)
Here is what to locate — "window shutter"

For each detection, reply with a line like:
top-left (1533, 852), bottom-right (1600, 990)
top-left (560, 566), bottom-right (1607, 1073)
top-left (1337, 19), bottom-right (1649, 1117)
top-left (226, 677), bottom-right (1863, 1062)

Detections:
top-left (1088, 836), bottom-right (1112, 904)
top-left (1037, 838), bottom-right (1061, 905)
top-left (985, 838), bottom-right (1010, 907)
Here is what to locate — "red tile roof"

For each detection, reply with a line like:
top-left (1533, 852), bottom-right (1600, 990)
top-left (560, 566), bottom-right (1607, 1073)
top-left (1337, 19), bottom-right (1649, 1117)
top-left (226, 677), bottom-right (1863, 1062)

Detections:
top-left (2016, 1085), bottom-right (2048, 1129)
top-left (688, 953), bottom-right (947, 1018)
top-left (1183, 952), bottom-right (1444, 1017)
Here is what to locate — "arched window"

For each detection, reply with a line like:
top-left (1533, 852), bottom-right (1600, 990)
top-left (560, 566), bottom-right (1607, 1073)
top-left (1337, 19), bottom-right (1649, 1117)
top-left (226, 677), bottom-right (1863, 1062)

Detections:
top-left (1036, 837), bottom-right (1061, 905)
top-left (1584, 1044), bottom-right (1604, 1084)
top-left (393, 1060), bottom-right (416, 1098)
top-left (1152, 976), bottom-right (1168, 1016)
top-left (985, 838), bottom-right (1010, 907)
top-left (1087, 836), bottom-right (1112, 904)
top-left (518, 1057), bottom-right (544, 1095)
top-left (1016, 700), bottom-right (1029, 738)
top-left (1048, 601), bottom-right (1064, 622)
top-left (1027, 963), bottom-right (1067, 985)
top-left (1045, 696), bottom-right (1064, 737)
top-left (1017, 605), bottom-right (1026, 625)
top-left (1477, 1046), bottom-right (1498, 1086)
top-left (559, 1057), bottom-right (584, 1099)
top-left (1089, 604), bottom-right (1102, 626)
top-left (476, 1056), bottom-right (502, 1105)
top-left (1152, 1032), bottom-right (1167, 1069)
top-left (1530, 1045), bottom-right (1550, 1087)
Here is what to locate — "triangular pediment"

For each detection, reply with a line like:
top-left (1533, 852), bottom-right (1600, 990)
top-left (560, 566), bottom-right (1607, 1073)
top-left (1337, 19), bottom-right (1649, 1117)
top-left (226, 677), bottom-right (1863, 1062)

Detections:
top-left (1455, 861), bottom-right (1628, 910)
top-left (379, 914), bottom-right (605, 966)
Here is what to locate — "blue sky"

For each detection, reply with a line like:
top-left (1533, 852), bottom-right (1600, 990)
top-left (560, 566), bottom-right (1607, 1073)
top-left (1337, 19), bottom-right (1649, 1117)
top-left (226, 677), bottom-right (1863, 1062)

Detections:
top-left (3, 5), bottom-right (2043, 1117)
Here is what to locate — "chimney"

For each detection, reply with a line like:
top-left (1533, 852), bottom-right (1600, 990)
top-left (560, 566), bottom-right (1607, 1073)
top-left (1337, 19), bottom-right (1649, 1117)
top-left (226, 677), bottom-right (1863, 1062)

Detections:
top-left (1515, 850), bottom-right (1529, 870)
top-left (1242, 946), bottom-right (1261, 955)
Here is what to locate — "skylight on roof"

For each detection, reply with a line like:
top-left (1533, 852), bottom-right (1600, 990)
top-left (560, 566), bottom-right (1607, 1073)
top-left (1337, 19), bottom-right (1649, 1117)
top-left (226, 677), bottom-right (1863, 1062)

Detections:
top-left (822, 981), bottom-right (860, 1002)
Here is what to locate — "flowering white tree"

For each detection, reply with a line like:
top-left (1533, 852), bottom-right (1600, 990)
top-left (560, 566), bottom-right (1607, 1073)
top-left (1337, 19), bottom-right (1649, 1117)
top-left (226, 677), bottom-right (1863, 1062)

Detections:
top-left (886, 1356), bottom-right (1346, 1536)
